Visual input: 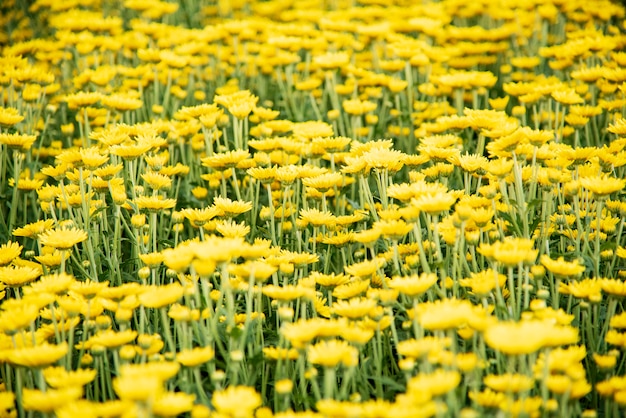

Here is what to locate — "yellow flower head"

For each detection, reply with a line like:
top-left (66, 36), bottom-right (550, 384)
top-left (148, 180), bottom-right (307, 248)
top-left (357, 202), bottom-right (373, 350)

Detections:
top-left (212, 386), bottom-right (261, 418)
top-left (0, 132), bottom-right (37, 150)
top-left (0, 107), bottom-right (25, 126)
top-left (540, 255), bottom-right (586, 278)
top-left (307, 339), bottom-right (358, 367)
top-left (38, 227), bottom-right (88, 250)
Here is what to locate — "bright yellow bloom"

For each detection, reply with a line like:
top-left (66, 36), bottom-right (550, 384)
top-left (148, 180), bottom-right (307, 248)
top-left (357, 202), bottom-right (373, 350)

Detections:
top-left (478, 237), bottom-right (537, 267)
top-left (307, 339), bottom-right (358, 367)
top-left (0, 132), bottom-right (37, 150)
top-left (0, 241), bottom-right (22, 265)
top-left (388, 273), bottom-right (437, 297)
top-left (0, 107), bottom-right (24, 126)
top-left (540, 255), bottom-right (586, 278)
top-left (8, 342), bottom-right (68, 367)
top-left (176, 346), bottom-right (215, 367)
top-left (411, 299), bottom-right (474, 330)
top-left (212, 386), bottom-right (261, 418)
top-left (580, 175), bottom-right (626, 197)
top-left (38, 227), bottom-right (88, 250)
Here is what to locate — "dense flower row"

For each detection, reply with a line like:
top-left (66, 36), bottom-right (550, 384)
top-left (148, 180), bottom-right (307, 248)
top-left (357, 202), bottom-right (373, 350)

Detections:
top-left (1, 0), bottom-right (626, 417)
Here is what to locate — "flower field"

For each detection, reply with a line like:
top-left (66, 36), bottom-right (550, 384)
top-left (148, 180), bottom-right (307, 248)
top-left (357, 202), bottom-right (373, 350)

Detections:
top-left (2, 0), bottom-right (626, 416)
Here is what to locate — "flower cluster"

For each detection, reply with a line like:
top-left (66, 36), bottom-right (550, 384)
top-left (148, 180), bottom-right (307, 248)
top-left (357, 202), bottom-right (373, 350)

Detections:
top-left (0, 0), bottom-right (626, 417)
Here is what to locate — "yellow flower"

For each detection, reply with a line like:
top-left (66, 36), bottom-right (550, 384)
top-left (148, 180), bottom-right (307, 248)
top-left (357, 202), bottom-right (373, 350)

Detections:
top-left (139, 283), bottom-right (185, 308)
top-left (293, 121), bottom-right (334, 140)
top-left (299, 207), bottom-right (336, 227)
top-left (484, 373), bottom-right (534, 393)
top-left (411, 299), bottom-right (474, 330)
top-left (262, 284), bottom-right (314, 301)
top-left (113, 374), bottom-right (163, 402)
top-left (459, 269), bottom-right (506, 297)
top-left (332, 297), bottom-right (377, 319)
top-left (135, 196), bottom-right (177, 212)
top-left (397, 336), bottom-right (451, 359)
top-left (580, 175), bottom-right (626, 197)
top-left (213, 196), bottom-right (253, 216)
top-left (247, 166), bottom-right (277, 184)
top-left (469, 389), bottom-right (506, 408)
top-left (216, 219), bottom-right (250, 238)
top-left (0, 107), bottom-right (24, 126)
top-left (212, 386), bottom-right (261, 418)
top-left (201, 150), bottom-right (250, 169)
top-left (484, 320), bottom-right (577, 355)
top-left (13, 219), bottom-right (55, 239)
top-left (101, 93), bottom-right (143, 111)
top-left (86, 329), bottom-right (138, 349)
top-left (22, 387), bottom-right (82, 413)
top-left (307, 339), bottom-right (358, 367)
top-left (540, 255), bottom-right (586, 278)
top-left (176, 346), bottom-right (215, 367)
top-left (43, 367), bottom-right (97, 388)
top-left (0, 302), bottom-right (40, 334)
top-left (302, 172), bottom-right (344, 193)
top-left (313, 52), bottom-right (350, 69)
top-left (362, 147), bottom-right (406, 173)
top-left (26, 272), bottom-right (75, 295)
top-left (388, 273), bottom-right (437, 297)
top-left (141, 171), bottom-right (173, 191)
top-left (139, 251), bottom-right (165, 268)
top-left (342, 98), bottom-right (377, 115)
top-left (0, 132), bottom-right (37, 150)
top-left (310, 272), bottom-right (351, 288)
top-left (0, 241), bottom-right (22, 265)
top-left (593, 353), bottom-right (618, 370)
top-left (607, 117), bottom-right (626, 135)
top-left (373, 219), bottom-right (413, 241)
top-left (180, 206), bottom-right (221, 227)
top-left (109, 142), bottom-right (153, 161)
top-left (8, 342), bottom-right (68, 368)
top-left (411, 191), bottom-right (456, 215)
top-left (229, 260), bottom-right (277, 282)
top-left (38, 227), bottom-right (88, 250)
top-left (497, 396), bottom-right (544, 417)
top-left (0, 265), bottom-right (42, 287)
top-left (262, 346), bottom-right (300, 361)
top-left (551, 88), bottom-right (584, 105)
top-left (407, 369), bottom-right (461, 398)
top-left (478, 237), bottom-right (537, 267)
top-left (559, 279), bottom-right (602, 302)
top-left (152, 392), bottom-right (196, 417)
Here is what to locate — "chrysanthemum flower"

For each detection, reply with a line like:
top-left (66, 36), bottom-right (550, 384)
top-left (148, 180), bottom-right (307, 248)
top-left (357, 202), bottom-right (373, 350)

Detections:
top-left (388, 273), bottom-right (437, 297)
top-left (299, 207), bottom-right (336, 227)
top-left (540, 255), bottom-right (586, 278)
top-left (0, 107), bottom-right (25, 126)
top-left (407, 369), bottom-right (461, 397)
top-left (176, 346), bottom-right (215, 367)
top-left (580, 175), bottom-right (625, 198)
top-left (135, 196), bottom-right (177, 212)
top-left (307, 339), bottom-right (358, 367)
top-left (0, 132), bottom-right (37, 150)
top-left (332, 297), bottom-right (378, 319)
top-left (8, 342), bottom-right (68, 368)
top-left (0, 265), bottom-right (42, 287)
top-left (43, 366), bottom-right (97, 388)
top-left (22, 387), bottom-right (82, 413)
top-left (212, 386), bottom-right (262, 418)
top-left (139, 283), bottom-right (185, 309)
top-left (411, 299), bottom-right (475, 330)
top-left (152, 392), bottom-right (196, 417)
top-left (0, 241), bottom-right (22, 266)
top-left (38, 227), bottom-right (88, 250)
